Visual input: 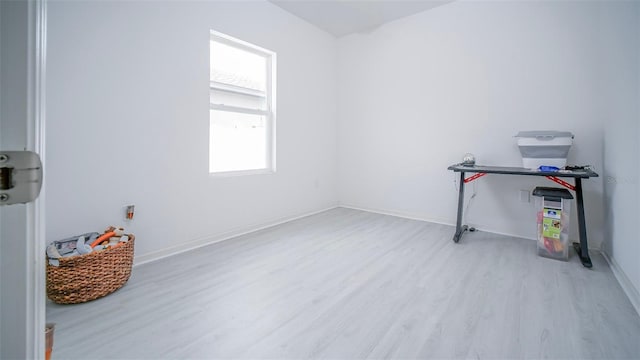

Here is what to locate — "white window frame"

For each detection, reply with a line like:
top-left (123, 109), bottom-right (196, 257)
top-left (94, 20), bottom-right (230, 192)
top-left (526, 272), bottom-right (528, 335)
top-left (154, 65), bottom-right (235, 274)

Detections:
top-left (209, 30), bottom-right (277, 176)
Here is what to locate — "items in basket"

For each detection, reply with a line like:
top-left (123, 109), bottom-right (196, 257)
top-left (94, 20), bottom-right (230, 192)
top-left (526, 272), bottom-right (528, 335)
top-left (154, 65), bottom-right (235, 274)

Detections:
top-left (46, 226), bottom-right (130, 266)
top-left (46, 230), bottom-right (135, 304)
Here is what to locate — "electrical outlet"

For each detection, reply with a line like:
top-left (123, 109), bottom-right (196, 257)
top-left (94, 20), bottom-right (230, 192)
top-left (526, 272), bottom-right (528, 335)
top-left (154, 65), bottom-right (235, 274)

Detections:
top-left (125, 205), bottom-right (135, 221)
top-left (519, 189), bottom-right (530, 203)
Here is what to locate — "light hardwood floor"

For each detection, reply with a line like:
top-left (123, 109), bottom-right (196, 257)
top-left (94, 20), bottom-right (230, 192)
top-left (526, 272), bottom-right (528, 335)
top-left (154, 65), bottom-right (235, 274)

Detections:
top-left (47, 208), bottom-right (640, 359)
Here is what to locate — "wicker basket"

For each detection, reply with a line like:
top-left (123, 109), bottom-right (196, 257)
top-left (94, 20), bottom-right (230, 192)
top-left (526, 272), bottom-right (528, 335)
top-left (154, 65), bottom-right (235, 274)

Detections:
top-left (46, 235), bottom-right (135, 304)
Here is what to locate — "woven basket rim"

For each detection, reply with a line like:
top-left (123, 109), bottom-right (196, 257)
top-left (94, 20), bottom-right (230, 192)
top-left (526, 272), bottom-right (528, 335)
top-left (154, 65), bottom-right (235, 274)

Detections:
top-left (50, 234), bottom-right (135, 264)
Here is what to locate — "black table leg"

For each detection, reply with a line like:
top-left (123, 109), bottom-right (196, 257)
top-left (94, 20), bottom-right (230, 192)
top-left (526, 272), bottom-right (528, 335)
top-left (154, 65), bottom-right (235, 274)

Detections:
top-left (453, 171), bottom-right (468, 243)
top-left (573, 178), bottom-right (592, 268)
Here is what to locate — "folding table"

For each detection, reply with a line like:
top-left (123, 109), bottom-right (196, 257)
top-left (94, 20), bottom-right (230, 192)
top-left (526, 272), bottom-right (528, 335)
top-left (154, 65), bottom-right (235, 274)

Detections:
top-left (447, 163), bottom-right (599, 268)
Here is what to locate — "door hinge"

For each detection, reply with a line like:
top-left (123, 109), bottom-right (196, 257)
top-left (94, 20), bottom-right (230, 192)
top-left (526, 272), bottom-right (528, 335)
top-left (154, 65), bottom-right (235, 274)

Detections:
top-left (0, 151), bottom-right (43, 205)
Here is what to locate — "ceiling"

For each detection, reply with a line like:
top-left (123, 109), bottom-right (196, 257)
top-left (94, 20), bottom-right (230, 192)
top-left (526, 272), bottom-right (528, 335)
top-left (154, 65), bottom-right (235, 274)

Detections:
top-left (269, 0), bottom-right (453, 38)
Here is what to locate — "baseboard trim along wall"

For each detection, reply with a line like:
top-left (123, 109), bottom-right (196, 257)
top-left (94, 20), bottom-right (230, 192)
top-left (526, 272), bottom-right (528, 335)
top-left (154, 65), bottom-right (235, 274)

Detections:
top-left (133, 204), bottom-right (339, 267)
top-left (338, 203), bottom-right (605, 250)
top-left (338, 203), bottom-right (541, 242)
top-left (338, 204), bottom-right (453, 227)
top-left (601, 251), bottom-right (640, 316)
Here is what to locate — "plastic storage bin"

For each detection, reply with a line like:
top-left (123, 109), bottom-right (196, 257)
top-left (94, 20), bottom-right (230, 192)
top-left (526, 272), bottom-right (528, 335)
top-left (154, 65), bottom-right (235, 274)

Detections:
top-left (516, 131), bottom-right (573, 169)
top-left (532, 187), bottom-right (573, 261)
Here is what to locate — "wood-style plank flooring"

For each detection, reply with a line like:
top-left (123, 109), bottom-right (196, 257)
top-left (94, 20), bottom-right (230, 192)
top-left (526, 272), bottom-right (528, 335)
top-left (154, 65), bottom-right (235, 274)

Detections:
top-left (47, 208), bottom-right (640, 359)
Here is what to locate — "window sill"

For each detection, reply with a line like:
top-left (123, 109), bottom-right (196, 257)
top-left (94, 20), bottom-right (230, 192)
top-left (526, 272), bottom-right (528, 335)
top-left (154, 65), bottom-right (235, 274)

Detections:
top-left (209, 168), bottom-right (275, 178)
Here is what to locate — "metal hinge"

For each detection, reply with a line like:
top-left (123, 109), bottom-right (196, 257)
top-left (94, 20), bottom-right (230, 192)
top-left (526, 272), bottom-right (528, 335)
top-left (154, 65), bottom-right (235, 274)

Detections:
top-left (0, 151), bottom-right (43, 205)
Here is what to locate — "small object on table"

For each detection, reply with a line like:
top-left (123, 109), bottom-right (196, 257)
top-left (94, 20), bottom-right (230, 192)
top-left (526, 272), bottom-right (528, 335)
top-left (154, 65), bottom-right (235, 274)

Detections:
top-left (565, 165), bottom-right (591, 171)
top-left (462, 153), bottom-right (476, 166)
top-left (538, 166), bottom-right (560, 172)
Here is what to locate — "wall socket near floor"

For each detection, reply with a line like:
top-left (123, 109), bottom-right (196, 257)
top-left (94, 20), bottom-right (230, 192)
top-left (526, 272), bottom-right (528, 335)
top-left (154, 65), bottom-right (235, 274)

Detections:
top-left (125, 204), bottom-right (135, 221)
top-left (519, 189), bottom-right (530, 203)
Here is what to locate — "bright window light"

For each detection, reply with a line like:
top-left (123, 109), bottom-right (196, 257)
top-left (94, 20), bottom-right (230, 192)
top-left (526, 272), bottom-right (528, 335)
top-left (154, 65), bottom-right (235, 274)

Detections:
top-left (209, 111), bottom-right (267, 173)
top-left (209, 31), bottom-right (276, 175)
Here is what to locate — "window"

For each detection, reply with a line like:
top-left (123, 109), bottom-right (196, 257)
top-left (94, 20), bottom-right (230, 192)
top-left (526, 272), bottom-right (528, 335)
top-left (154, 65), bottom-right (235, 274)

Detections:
top-left (209, 31), bottom-right (276, 174)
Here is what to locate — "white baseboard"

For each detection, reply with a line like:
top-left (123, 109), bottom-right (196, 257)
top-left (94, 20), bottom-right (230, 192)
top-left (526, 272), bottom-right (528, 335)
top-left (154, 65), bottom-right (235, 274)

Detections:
top-left (601, 251), bottom-right (640, 316)
top-left (339, 203), bottom-right (453, 226)
top-left (337, 203), bottom-right (607, 251)
top-left (338, 203), bottom-right (538, 242)
top-left (133, 204), bottom-right (339, 267)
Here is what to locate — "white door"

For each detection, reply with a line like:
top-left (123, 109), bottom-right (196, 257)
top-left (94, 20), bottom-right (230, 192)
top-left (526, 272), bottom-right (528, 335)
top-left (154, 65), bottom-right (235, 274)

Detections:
top-left (0, 0), bottom-right (46, 358)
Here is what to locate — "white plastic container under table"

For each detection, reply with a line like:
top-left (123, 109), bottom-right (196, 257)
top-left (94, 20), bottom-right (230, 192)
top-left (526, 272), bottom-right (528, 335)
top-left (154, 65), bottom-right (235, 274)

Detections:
top-left (516, 131), bottom-right (574, 169)
top-left (533, 187), bottom-right (573, 261)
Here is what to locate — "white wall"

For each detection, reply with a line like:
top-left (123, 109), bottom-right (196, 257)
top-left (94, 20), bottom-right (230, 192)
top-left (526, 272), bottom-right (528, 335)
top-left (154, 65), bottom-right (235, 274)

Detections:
top-left (44, 0), bottom-right (639, 303)
top-left (46, 0), bottom-right (338, 260)
top-left (600, 1), bottom-right (640, 307)
top-left (337, 1), bottom-right (606, 246)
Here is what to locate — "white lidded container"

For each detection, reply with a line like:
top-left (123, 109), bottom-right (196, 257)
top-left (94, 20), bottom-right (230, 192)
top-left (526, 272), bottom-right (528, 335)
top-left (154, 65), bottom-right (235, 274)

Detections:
top-left (515, 131), bottom-right (574, 169)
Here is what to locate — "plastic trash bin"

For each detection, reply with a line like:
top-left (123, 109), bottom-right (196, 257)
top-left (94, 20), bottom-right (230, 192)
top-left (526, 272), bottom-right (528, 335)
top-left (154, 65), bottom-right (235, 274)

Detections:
top-left (532, 187), bottom-right (573, 261)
